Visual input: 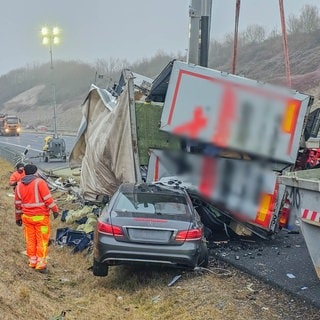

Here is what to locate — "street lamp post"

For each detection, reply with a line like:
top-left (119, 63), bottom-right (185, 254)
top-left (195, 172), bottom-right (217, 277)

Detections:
top-left (41, 26), bottom-right (60, 138)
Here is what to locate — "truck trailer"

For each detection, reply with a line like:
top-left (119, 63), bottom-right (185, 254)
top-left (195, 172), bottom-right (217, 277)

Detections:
top-left (69, 62), bottom-right (320, 278)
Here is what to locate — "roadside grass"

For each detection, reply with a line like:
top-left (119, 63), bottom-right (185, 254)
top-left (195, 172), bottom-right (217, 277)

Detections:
top-left (0, 158), bottom-right (319, 320)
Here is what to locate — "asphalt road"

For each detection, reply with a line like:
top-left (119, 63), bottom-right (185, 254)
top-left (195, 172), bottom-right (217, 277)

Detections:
top-left (0, 131), bottom-right (77, 172)
top-left (210, 228), bottom-right (320, 309)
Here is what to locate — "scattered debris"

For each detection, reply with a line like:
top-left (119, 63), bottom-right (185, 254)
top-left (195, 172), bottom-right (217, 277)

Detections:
top-left (194, 266), bottom-right (232, 277)
top-left (151, 295), bottom-right (161, 303)
top-left (48, 310), bottom-right (71, 320)
top-left (246, 283), bottom-right (256, 292)
top-left (167, 275), bottom-right (182, 287)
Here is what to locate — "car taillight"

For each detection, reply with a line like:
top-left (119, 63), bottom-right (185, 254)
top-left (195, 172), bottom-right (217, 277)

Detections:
top-left (175, 228), bottom-right (203, 241)
top-left (279, 199), bottom-right (291, 228)
top-left (97, 221), bottom-right (124, 237)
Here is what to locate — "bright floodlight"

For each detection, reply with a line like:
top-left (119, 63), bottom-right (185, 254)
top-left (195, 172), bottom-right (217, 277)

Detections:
top-left (41, 26), bottom-right (61, 46)
top-left (53, 36), bottom-right (60, 45)
top-left (52, 27), bottom-right (60, 35)
top-left (42, 37), bottom-right (49, 45)
top-left (41, 27), bottom-right (49, 36)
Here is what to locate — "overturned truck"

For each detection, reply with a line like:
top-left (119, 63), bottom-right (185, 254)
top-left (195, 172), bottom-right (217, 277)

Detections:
top-left (69, 60), bottom-right (320, 278)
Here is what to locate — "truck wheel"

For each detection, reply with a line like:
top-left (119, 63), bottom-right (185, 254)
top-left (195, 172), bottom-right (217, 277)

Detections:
top-left (93, 259), bottom-right (108, 276)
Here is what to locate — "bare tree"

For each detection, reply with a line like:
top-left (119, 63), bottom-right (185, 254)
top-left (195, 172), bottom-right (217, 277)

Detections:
top-left (223, 32), bottom-right (235, 47)
top-left (243, 25), bottom-right (266, 43)
top-left (287, 5), bottom-right (320, 34)
top-left (287, 14), bottom-right (302, 34)
top-left (95, 57), bottom-right (129, 76)
top-left (300, 5), bottom-right (320, 33)
top-left (269, 27), bottom-right (280, 39)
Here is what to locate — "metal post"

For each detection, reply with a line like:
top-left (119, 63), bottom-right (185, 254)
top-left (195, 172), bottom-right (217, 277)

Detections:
top-left (199, 0), bottom-right (212, 67)
top-left (188, 0), bottom-right (212, 66)
top-left (279, 0), bottom-right (291, 88)
top-left (188, 0), bottom-right (201, 64)
top-left (232, 0), bottom-right (241, 74)
top-left (49, 42), bottom-right (58, 138)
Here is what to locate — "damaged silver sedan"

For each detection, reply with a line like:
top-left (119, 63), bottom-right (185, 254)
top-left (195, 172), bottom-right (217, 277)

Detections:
top-left (93, 182), bottom-right (209, 276)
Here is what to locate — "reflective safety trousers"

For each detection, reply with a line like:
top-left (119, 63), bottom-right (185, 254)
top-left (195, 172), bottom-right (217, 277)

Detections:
top-left (22, 214), bottom-right (50, 261)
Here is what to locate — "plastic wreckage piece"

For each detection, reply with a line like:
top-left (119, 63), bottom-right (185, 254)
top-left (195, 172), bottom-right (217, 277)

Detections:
top-left (72, 234), bottom-right (92, 254)
top-left (65, 206), bottom-right (97, 224)
top-left (61, 210), bottom-right (69, 222)
top-left (75, 216), bottom-right (88, 224)
top-left (66, 230), bottom-right (87, 246)
top-left (55, 227), bottom-right (70, 245)
top-left (55, 228), bottom-right (93, 252)
top-left (167, 274), bottom-right (182, 287)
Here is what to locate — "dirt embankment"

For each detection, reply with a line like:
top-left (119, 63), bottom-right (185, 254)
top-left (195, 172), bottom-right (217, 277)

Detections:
top-left (0, 159), bottom-right (319, 320)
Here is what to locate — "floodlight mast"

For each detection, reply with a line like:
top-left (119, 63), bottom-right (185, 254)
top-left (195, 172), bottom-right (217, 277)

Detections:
top-left (41, 26), bottom-right (60, 138)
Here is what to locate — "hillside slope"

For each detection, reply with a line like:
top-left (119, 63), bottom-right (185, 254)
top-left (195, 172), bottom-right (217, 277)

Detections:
top-left (2, 86), bottom-right (84, 132)
top-left (1, 31), bottom-right (320, 132)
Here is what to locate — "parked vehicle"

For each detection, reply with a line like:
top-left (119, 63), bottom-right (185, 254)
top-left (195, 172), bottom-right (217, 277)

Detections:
top-left (42, 136), bottom-right (67, 162)
top-left (93, 182), bottom-right (209, 276)
top-left (279, 169), bottom-right (320, 279)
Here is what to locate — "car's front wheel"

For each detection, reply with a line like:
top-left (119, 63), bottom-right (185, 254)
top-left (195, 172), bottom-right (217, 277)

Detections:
top-left (93, 259), bottom-right (109, 277)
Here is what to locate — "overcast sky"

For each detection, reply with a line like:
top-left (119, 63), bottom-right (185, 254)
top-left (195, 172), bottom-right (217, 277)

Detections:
top-left (0, 0), bottom-right (319, 76)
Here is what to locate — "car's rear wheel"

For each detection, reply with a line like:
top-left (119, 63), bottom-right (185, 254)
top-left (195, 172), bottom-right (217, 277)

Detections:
top-left (198, 243), bottom-right (209, 268)
top-left (93, 259), bottom-right (109, 276)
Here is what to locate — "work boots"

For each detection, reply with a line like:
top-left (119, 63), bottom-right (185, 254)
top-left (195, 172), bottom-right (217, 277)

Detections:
top-left (35, 258), bottom-right (47, 272)
top-left (28, 256), bottom-right (37, 268)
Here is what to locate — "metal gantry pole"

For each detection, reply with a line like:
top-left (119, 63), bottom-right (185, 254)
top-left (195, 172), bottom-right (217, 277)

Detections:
top-left (199, 0), bottom-right (212, 67)
top-left (188, 0), bottom-right (201, 64)
top-left (188, 0), bottom-right (212, 66)
top-left (232, 0), bottom-right (241, 74)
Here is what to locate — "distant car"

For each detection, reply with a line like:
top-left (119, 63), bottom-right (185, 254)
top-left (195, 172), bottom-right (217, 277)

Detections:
top-left (93, 182), bottom-right (209, 276)
top-left (36, 125), bottom-right (48, 132)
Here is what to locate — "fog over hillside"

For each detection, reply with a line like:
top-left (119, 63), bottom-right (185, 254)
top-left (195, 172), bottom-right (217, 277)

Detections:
top-left (1, 20), bottom-right (320, 132)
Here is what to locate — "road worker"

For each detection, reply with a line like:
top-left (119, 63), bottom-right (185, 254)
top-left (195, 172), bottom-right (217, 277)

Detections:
top-left (14, 164), bottom-right (60, 272)
top-left (42, 135), bottom-right (53, 151)
top-left (9, 162), bottom-right (25, 189)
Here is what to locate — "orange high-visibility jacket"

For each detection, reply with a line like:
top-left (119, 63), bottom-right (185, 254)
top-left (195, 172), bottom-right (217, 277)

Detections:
top-left (15, 176), bottom-right (59, 220)
top-left (9, 171), bottom-right (25, 186)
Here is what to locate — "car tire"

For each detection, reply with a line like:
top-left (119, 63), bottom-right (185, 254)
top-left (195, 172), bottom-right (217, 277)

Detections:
top-left (93, 259), bottom-right (109, 277)
top-left (198, 242), bottom-right (209, 268)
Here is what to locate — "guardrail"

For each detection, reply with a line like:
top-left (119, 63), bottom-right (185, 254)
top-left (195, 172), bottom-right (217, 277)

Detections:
top-left (23, 128), bottom-right (78, 137)
top-left (0, 142), bottom-right (25, 167)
